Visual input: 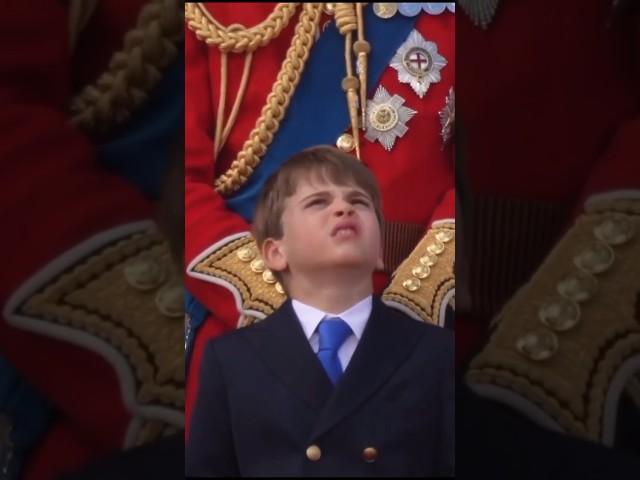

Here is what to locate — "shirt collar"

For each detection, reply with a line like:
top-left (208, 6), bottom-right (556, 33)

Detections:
top-left (291, 295), bottom-right (372, 341)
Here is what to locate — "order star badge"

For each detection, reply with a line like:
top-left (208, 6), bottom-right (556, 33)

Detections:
top-left (390, 30), bottom-right (447, 98)
top-left (365, 85), bottom-right (416, 151)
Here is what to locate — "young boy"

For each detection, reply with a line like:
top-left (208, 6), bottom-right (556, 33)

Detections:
top-left (186, 146), bottom-right (454, 477)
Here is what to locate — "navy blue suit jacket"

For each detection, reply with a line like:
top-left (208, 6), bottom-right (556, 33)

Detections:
top-left (186, 296), bottom-right (454, 477)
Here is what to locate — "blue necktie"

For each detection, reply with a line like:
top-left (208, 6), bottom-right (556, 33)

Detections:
top-left (316, 317), bottom-right (352, 385)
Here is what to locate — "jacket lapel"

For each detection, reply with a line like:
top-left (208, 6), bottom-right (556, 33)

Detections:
top-left (310, 297), bottom-right (424, 439)
top-left (242, 300), bottom-right (333, 411)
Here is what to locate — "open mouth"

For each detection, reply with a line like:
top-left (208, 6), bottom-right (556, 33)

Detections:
top-left (331, 222), bottom-right (359, 238)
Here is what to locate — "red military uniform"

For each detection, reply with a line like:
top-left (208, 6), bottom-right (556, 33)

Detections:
top-left (457, 0), bottom-right (640, 449)
top-left (1, 1), bottom-right (183, 478)
top-left (185, 3), bottom-right (455, 434)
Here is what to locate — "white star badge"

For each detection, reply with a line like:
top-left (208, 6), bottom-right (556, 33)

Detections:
top-left (390, 30), bottom-right (447, 98)
top-left (365, 85), bottom-right (416, 151)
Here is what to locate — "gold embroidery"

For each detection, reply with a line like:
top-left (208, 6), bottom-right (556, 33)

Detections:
top-left (191, 235), bottom-right (286, 320)
top-left (468, 211), bottom-right (640, 441)
top-left (20, 230), bottom-right (184, 410)
top-left (382, 223), bottom-right (455, 325)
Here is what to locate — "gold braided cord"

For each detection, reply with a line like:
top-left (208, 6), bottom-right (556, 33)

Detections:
top-left (214, 50), bottom-right (254, 157)
top-left (334, 3), bottom-right (357, 34)
top-left (185, 3), bottom-right (298, 53)
top-left (354, 3), bottom-right (369, 129)
top-left (70, 0), bottom-right (184, 134)
top-left (335, 3), bottom-right (361, 159)
top-left (219, 52), bottom-right (254, 155)
top-left (213, 3), bottom-right (323, 195)
top-left (214, 51), bottom-right (229, 155)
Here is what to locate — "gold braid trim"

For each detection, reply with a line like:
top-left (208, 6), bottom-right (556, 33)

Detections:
top-left (205, 3), bottom-right (323, 195)
top-left (19, 229), bottom-right (185, 410)
top-left (190, 234), bottom-right (286, 321)
top-left (184, 3), bottom-right (299, 53)
top-left (467, 209), bottom-right (640, 442)
top-left (382, 223), bottom-right (455, 326)
top-left (70, 0), bottom-right (184, 134)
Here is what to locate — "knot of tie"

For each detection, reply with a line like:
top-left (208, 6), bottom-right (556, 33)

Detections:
top-left (317, 317), bottom-right (352, 384)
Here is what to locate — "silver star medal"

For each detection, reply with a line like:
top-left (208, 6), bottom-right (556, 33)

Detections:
top-left (439, 87), bottom-right (455, 148)
top-left (390, 30), bottom-right (447, 99)
top-left (365, 85), bottom-right (416, 151)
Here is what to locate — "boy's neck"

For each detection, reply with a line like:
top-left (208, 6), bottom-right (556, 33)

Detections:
top-left (287, 270), bottom-right (373, 315)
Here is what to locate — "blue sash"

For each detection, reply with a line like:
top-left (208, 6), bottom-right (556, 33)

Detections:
top-left (225, 10), bottom-right (417, 221)
top-left (97, 47), bottom-right (184, 200)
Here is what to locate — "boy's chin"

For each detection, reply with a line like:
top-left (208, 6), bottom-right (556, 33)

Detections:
top-left (318, 255), bottom-right (378, 271)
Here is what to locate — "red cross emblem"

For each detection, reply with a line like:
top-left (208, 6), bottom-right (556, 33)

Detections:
top-left (409, 51), bottom-right (429, 71)
top-left (403, 47), bottom-right (431, 76)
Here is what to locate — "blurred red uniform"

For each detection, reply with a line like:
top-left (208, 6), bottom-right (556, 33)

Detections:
top-left (458, 0), bottom-right (640, 448)
top-left (0, 1), bottom-right (183, 478)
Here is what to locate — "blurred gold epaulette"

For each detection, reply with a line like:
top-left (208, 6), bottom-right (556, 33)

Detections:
top-left (382, 222), bottom-right (455, 326)
top-left (7, 224), bottom-right (185, 445)
top-left (466, 201), bottom-right (640, 444)
top-left (190, 234), bottom-right (286, 324)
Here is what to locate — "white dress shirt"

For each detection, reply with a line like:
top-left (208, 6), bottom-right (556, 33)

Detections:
top-left (291, 295), bottom-right (372, 371)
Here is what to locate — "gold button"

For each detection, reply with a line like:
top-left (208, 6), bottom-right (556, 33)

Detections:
top-left (573, 241), bottom-right (614, 274)
top-left (557, 270), bottom-right (598, 302)
top-left (427, 241), bottom-right (445, 255)
top-left (538, 297), bottom-right (581, 331)
top-left (250, 258), bottom-right (265, 273)
top-left (262, 269), bottom-right (277, 284)
top-left (336, 133), bottom-right (355, 152)
top-left (306, 445), bottom-right (321, 461)
top-left (362, 446), bottom-right (378, 463)
top-left (402, 278), bottom-right (421, 292)
top-left (594, 214), bottom-right (635, 246)
top-left (124, 257), bottom-right (165, 291)
top-left (155, 283), bottom-right (184, 318)
top-left (412, 265), bottom-right (430, 279)
top-left (515, 330), bottom-right (559, 361)
top-left (275, 282), bottom-right (285, 295)
top-left (435, 230), bottom-right (454, 243)
top-left (237, 246), bottom-right (256, 262)
top-left (420, 254), bottom-right (438, 267)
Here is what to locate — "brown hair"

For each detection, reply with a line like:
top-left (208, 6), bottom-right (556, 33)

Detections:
top-left (252, 145), bottom-right (383, 248)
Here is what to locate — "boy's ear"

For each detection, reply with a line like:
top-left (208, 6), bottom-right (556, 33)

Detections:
top-left (261, 238), bottom-right (288, 273)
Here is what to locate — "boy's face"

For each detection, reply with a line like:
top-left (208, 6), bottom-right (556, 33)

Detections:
top-left (262, 176), bottom-right (383, 279)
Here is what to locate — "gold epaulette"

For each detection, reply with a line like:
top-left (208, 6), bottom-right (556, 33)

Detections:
top-left (6, 223), bottom-right (184, 446)
top-left (467, 204), bottom-right (640, 444)
top-left (382, 222), bottom-right (455, 326)
top-left (189, 234), bottom-right (286, 325)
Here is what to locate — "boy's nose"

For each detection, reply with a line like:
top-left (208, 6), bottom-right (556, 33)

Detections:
top-left (333, 201), bottom-right (354, 217)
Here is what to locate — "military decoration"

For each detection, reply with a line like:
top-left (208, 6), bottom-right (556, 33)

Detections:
top-left (374, 3), bottom-right (455, 19)
top-left (365, 85), bottom-right (416, 151)
top-left (373, 3), bottom-right (398, 19)
top-left (390, 30), bottom-right (447, 99)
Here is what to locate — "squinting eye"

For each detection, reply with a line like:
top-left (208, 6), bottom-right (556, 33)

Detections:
top-left (353, 199), bottom-right (370, 207)
top-left (306, 199), bottom-right (326, 207)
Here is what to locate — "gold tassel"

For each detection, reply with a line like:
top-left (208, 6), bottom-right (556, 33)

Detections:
top-left (342, 75), bottom-right (361, 159)
top-left (335, 3), bottom-right (362, 159)
top-left (354, 3), bottom-right (370, 129)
